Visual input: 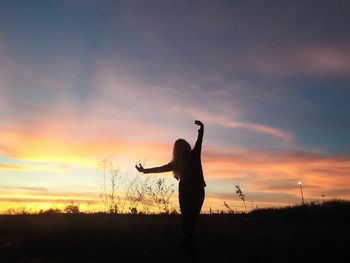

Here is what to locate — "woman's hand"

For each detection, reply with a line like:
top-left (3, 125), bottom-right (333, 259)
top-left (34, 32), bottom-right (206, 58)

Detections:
top-left (194, 120), bottom-right (204, 129)
top-left (135, 163), bottom-right (145, 173)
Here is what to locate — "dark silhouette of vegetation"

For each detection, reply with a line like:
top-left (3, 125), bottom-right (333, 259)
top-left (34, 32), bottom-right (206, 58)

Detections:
top-left (249, 199), bottom-right (350, 221)
top-left (4, 207), bottom-right (31, 215)
top-left (98, 159), bottom-right (176, 214)
top-left (126, 171), bottom-right (153, 214)
top-left (64, 202), bottom-right (80, 214)
top-left (224, 185), bottom-right (248, 213)
top-left (234, 185), bottom-right (246, 212)
top-left (39, 208), bottom-right (62, 214)
top-left (223, 201), bottom-right (234, 214)
top-left (1, 200), bottom-right (349, 262)
top-left (151, 178), bottom-right (175, 213)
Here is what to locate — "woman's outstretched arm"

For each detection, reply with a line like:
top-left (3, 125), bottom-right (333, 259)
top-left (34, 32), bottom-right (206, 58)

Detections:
top-left (135, 163), bottom-right (173, 174)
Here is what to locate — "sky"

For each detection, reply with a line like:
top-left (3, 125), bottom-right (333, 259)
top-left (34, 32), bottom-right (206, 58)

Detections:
top-left (1, 0), bottom-right (350, 213)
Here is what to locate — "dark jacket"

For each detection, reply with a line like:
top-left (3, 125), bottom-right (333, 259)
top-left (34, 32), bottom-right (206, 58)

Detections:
top-left (144, 126), bottom-right (206, 188)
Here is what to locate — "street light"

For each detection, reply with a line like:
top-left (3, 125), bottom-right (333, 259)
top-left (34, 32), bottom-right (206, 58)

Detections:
top-left (298, 181), bottom-right (305, 205)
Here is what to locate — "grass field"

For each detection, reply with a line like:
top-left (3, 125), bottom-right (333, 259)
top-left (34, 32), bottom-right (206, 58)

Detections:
top-left (1, 201), bottom-right (349, 263)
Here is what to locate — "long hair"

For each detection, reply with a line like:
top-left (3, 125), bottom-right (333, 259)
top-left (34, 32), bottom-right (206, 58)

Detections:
top-left (172, 139), bottom-right (191, 180)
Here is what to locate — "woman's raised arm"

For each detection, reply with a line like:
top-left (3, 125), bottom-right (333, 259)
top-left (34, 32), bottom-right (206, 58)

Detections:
top-left (194, 120), bottom-right (204, 152)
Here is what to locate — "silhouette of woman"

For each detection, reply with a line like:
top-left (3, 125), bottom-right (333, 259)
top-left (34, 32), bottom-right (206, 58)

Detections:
top-left (135, 120), bottom-right (206, 240)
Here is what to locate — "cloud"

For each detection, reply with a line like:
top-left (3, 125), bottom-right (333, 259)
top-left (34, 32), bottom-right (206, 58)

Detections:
top-left (0, 127), bottom-right (172, 167)
top-left (0, 0), bottom-right (349, 214)
top-left (246, 43), bottom-right (350, 77)
top-left (0, 163), bottom-right (37, 171)
top-left (202, 148), bottom-right (350, 201)
top-left (0, 188), bottom-right (101, 212)
top-left (182, 107), bottom-right (293, 142)
top-left (0, 186), bottom-right (48, 192)
top-left (0, 162), bottom-right (66, 173)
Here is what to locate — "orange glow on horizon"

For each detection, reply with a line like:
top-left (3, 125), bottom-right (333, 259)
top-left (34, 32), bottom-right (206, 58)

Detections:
top-left (0, 129), bottom-right (173, 168)
top-left (1, 126), bottom-right (350, 213)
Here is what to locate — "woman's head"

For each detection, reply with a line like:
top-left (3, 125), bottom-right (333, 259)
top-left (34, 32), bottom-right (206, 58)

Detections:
top-left (172, 139), bottom-right (191, 180)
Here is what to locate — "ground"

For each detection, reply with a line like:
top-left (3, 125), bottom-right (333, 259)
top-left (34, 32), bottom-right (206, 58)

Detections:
top-left (1, 204), bottom-right (349, 263)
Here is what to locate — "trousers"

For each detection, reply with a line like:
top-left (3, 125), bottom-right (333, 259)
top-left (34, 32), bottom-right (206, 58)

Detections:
top-left (178, 184), bottom-right (205, 236)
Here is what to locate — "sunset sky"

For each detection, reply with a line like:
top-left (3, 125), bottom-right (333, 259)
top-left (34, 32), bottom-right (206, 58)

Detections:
top-left (1, 0), bottom-right (350, 213)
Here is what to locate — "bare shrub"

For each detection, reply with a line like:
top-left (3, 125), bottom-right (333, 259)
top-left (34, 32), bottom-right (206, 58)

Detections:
top-left (151, 178), bottom-right (175, 214)
top-left (98, 159), bottom-right (125, 214)
top-left (98, 159), bottom-right (176, 214)
top-left (124, 172), bottom-right (153, 214)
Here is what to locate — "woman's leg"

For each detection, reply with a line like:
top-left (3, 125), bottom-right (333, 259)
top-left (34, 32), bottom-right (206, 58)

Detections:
top-left (193, 187), bottom-right (205, 222)
top-left (179, 185), bottom-right (192, 236)
top-left (179, 186), bottom-right (205, 237)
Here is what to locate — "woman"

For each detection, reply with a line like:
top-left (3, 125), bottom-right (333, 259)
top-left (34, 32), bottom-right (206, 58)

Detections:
top-left (135, 120), bottom-right (206, 239)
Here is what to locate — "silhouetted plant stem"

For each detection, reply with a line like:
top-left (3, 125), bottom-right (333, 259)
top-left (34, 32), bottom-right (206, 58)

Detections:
top-left (234, 185), bottom-right (247, 213)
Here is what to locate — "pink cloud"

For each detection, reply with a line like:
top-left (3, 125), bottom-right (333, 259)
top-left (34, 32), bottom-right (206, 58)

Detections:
top-left (247, 43), bottom-right (350, 76)
top-left (202, 148), bottom-right (350, 201)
